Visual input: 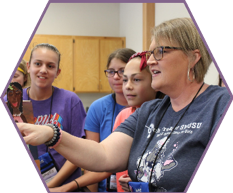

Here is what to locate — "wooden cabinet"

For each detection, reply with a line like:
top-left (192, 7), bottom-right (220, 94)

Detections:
top-left (23, 35), bottom-right (125, 93)
top-left (73, 37), bottom-right (125, 92)
top-left (99, 38), bottom-right (125, 92)
top-left (23, 35), bottom-right (74, 91)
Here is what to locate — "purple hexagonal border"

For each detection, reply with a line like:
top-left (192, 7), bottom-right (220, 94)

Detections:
top-left (1, 0), bottom-right (232, 193)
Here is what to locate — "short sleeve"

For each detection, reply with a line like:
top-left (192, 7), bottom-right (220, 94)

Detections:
top-left (84, 100), bottom-right (102, 133)
top-left (210, 88), bottom-right (231, 136)
top-left (114, 108), bottom-right (139, 138)
top-left (70, 98), bottom-right (86, 138)
top-left (113, 107), bottom-right (134, 131)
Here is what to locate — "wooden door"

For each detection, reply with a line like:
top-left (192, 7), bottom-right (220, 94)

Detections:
top-left (99, 38), bottom-right (125, 93)
top-left (73, 37), bottom-right (100, 92)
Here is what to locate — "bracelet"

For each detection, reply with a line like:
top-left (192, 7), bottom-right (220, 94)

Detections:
top-left (50, 129), bottom-right (62, 149)
top-left (74, 179), bottom-right (79, 190)
top-left (44, 124), bottom-right (62, 148)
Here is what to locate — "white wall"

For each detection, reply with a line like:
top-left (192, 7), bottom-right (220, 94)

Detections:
top-left (119, 3), bottom-right (143, 52)
top-left (37, 3), bottom-right (120, 36)
top-left (35, 3), bottom-right (219, 110)
top-left (155, 3), bottom-right (219, 85)
top-left (36, 3), bottom-right (121, 110)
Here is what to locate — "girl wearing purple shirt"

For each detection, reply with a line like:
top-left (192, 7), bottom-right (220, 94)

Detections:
top-left (24, 43), bottom-right (86, 188)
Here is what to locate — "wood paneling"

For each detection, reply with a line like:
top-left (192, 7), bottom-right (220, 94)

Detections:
top-left (74, 38), bottom-right (100, 92)
top-left (23, 35), bottom-right (125, 93)
top-left (100, 38), bottom-right (125, 92)
top-left (143, 3), bottom-right (155, 51)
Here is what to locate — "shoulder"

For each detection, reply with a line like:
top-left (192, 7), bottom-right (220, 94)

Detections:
top-left (89, 94), bottom-right (113, 108)
top-left (121, 98), bottom-right (166, 127)
top-left (86, 94), bottom-right (114, 120)
top-left (22, 87), bottom-right (29, 100)
top-left (53, 87), bottom-right (81, 101)
top-left (206, 85), bottom-right (229, 94)
top-left (198, 85), bottom-right (231, 135)
top-left (138, 97), bottom-right (165, 113)
top-left (53, 87), bottom-right (84, 110)
top-left (53, 86), bottom-right (76, 96)
top-left (117, 107), bottom-right (133, 118)
top-left (202, 85), bottom-right (231, 103)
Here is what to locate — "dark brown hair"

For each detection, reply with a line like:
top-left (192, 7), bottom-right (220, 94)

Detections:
top-left (106, 48), bottom-right (136, 69)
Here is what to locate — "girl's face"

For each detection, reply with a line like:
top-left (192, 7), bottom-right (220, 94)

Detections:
top-left (11, 70), bottom-right (26, 87)
top-left (27, 48), bottom-right (60, 90)
top-left (107, 58), bottom-right (126, 94)
top-left (123, 58), bottom-right (156, 108)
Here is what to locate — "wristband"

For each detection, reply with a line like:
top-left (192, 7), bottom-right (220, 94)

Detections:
top-left (74, 179), bottom-right (79, 190)
top-left (44, 124), bottom-right (62, 148)
top-left (50, 129), bottom-right (62, 149)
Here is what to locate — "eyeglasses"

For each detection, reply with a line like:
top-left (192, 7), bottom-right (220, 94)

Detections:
top-left (146, 46), bottom-right (183, 61)
top-left (104, 68), bottom-right (124, 78)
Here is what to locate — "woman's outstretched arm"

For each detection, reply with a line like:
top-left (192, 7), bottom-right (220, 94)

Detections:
top-left (17, 122), bottom-right (133, 173)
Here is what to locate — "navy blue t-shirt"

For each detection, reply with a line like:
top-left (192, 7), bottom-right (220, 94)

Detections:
top-left (116, 85), bottom-right (230, 192)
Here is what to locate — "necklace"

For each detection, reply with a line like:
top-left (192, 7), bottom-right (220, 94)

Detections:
top-left (135, 82), bottom-right (205, 191)
top-left (111, 93), bottom-right (116, 132)
top-left (27, 86), bottom-right (54, 123)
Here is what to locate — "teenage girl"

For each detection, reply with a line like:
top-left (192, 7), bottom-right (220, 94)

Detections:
top-left (84, 48), bottom-right (136, 192)
top-left (113, 51), bottom-right (165, 192)
top-left (24, 43), bottom-right (86, 187)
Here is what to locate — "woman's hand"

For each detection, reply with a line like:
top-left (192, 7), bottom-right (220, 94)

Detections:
top-left (119, 174), bottom-right (132, 192)
top-left (17, 123), bottom-right (53, 146)
top-left (49, 179), bottom-right (79, 192)
top-left (49, 186), bottom-right (64, 192)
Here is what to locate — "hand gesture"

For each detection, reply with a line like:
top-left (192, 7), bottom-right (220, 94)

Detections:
top-left (17, 123), bottom-right (53, 146)
top-left (119, 174), bottom-right (132, 192)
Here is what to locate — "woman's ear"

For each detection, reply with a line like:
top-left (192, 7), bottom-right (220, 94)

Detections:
top-left (190, 49), bottom-right (201, 68)
top-left (26, 62), bottom-right (30, 73)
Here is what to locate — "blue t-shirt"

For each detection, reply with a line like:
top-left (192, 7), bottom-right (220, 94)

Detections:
top-left (116, 85), bottom-right (231, 192)
top-left (85, 94), bottom-right (125, 192)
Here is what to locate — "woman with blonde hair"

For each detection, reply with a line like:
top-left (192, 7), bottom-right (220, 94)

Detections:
top-left (18, 18), bottom-right (230, 192)
top-left (4, 59), bottom-right (30, 101)
top-left (12, 59), bottom-right (30, 88)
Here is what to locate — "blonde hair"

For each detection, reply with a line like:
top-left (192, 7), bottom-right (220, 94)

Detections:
top-left (152, 18), bottom-right (212, 82)
top-left (19, 59), bottom-right (31, 88)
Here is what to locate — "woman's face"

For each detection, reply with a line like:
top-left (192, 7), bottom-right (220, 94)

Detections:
top-left (8, 85), bottom-right (22, 110)
top-left (27, 48), bottom-right (60, 90)
top-left (147, 39), bottom-right (189, 96)
top-left (11, 70), bottom-right (26, 87)
top-left (123, 58), bottom-right (156, 108)
top-left (107, 58), bottom-right (126, 94)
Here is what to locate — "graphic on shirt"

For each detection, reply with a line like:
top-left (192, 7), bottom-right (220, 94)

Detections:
top-left (135, 137), bottom-right (178, 191)
top-left (34, 113), bottom-right (64, 130)
top-left (146, 122), bottom-right (203, 139)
